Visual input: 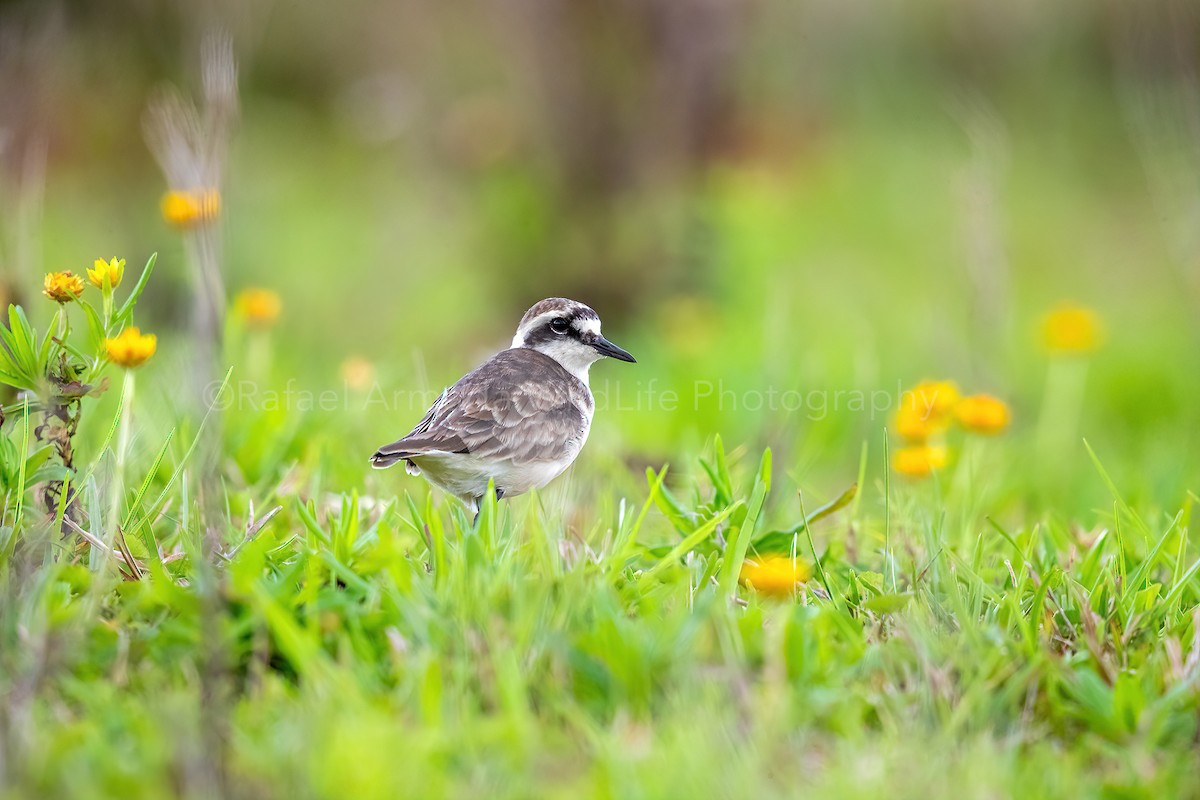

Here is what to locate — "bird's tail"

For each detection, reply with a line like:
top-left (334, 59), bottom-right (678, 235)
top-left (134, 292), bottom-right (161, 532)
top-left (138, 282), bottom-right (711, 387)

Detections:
top-left (369, 446), bottom-right (413, 469)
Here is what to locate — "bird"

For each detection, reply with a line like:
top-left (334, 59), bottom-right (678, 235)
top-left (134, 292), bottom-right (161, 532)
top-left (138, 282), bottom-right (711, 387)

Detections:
top-left (370, 298), bottom-right (636, 513)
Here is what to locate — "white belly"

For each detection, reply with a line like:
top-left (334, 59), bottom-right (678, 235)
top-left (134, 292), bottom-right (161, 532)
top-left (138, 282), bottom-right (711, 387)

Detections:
top-left (409, 450), bottom-right (578, 503)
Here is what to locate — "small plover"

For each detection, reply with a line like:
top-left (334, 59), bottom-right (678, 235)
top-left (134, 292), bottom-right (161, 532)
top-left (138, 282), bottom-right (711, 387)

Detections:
top-left (370, 298), bottom-right (636, 511)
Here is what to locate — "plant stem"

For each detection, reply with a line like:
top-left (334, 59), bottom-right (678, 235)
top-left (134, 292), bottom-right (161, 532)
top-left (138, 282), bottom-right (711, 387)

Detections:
top-left (108, 370), bottom-right (135, 547)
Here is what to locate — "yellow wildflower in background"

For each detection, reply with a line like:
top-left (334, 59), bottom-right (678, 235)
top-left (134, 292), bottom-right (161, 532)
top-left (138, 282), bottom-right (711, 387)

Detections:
top-left (1042, 303), bottom-right (1103, 354)
top-left (235, 288), bottom-right (282, 328)
top-left (894, 379), bottom-right (959, 441)
top-left (87, 257), bottom-right (125, 289)
top-left (161, 188), bottom-right (221, 229)
top-left (43, 271), bottom-right (85, 304)
top-left (955, 394), bottom-right (1011, 435)
top-left (105, 327), bottom-right (157, 368)
top-left (892, 444), bottom-right (948, 477)
top-left (740, 555), bottom-right (811, 598)
top-left (340, 356), bottom-right (376, 391)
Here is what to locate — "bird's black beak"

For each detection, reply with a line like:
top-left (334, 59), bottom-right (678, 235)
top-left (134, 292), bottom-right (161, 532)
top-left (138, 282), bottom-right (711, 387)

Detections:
top-left (592, 336), bottom-right (636, 363)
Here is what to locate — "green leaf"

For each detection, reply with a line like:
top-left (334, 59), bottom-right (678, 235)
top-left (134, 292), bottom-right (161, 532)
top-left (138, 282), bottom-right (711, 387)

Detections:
top-left (863, 593), bottom-right (911, 614)
top-left (12, 397), bottom-right (30, 533)
top-left (8, 305), bottom-right (39, 378)
top-left (0, 366), bottom-right (35, 393)
top-left (113, 253), bottom-right (158, 327)
top-left (719, 448), bottom-right (772, 596)
top-left (78, 299), bottom-right (108, 355)
top-left (754, 483), bottom-right (858, 552)
top-left (642, 501), bottom-right (742, 582)
top-left (647, 466), bottom-right (695, 536)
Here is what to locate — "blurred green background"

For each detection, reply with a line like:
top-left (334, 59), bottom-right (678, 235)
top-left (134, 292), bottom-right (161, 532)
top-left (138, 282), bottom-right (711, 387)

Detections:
top-left (3, 0), bottom-right (1198, 515)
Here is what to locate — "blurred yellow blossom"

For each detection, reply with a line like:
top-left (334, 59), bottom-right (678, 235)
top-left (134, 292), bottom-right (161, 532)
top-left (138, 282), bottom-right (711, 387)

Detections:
top-left (739, 555), bottom-right (811, 598)
top-left (235, 288), bottom-right (282, 328)
top-left (892, 444), bottom-right (948, 477)
top-left (894, 379), bottom-right (959, 441)
top-left (161, 188), bottom-right (221, 229)
top-left (1042, 303), bottom-right (1103, 354)
top-left (105, 327), bottom-right (157, 368)
top-left (43, 271), bottom-right (85, 304)
top-left (87, 257), bottom-right (125, 290)
top-left (341, 356), bottom-right (376, 391)
top-left (955, 394), bottom-right (1011, 435)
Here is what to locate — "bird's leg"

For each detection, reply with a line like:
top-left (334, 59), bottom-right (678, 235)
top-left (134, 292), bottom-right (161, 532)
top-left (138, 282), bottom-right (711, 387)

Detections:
top-left (470, 487), bottom-right (505, 528)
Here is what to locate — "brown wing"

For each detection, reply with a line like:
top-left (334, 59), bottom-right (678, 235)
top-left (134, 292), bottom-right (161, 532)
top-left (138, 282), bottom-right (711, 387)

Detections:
top-left (370, 349), bottom-right (590, 467)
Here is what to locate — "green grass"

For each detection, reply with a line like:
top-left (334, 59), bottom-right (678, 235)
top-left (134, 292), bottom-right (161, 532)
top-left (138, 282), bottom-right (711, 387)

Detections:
top-left (5, 415), bottom-right (1200, 798)
top-left (5, 65), bottom-right (1200, 799)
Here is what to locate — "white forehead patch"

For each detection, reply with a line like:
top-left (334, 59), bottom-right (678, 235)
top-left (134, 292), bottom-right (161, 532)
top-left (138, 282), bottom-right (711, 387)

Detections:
top-left (575, 317), bottom-right (601, 336)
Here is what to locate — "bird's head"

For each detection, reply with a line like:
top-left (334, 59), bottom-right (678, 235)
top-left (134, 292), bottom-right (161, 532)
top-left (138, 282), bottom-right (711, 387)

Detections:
top-left (511, 297), bottom-right (636, 378)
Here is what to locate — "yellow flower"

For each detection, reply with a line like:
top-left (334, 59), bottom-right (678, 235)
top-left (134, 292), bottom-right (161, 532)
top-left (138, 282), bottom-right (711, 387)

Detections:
top-left (892, 444), bottom-right (949, 478)
top-left (340, 356), bottom-right (376, 391)
top-left (87, 257), bottom-right (125, 289)
top-left (894, 380), bottom-right (960, 441)
top-left (739, 555), bottom-right (811, 598)
top-left (234, 288), bottom-right (282, 328)
top-left (43, 271), bottom-right (85, 304)
top-left (1042, 303), bottom-right (1103, 354)
top-left (954, 394), bottom-right (1011, 435)
top-left (161, 188), bottom-right (221, 229)
top-left (105, 327), bottom-right (157, 368)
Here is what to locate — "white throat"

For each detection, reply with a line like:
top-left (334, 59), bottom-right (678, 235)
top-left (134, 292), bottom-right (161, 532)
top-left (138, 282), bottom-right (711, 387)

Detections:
top-left (525, 340), bottom-right (599, 386)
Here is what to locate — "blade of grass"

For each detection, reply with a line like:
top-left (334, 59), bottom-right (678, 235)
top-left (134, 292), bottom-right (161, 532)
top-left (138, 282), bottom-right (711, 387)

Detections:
top-left (122, 367), bottom-right (232, 534)
top-left (643, 501), bottom-right (741, 582)
top-left (718, 448), bottom-right (771, 595)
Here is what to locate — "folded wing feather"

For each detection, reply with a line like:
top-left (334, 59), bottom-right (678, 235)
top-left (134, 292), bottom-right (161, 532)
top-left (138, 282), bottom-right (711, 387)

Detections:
top-left (370, 349), bottom-right (589, 468)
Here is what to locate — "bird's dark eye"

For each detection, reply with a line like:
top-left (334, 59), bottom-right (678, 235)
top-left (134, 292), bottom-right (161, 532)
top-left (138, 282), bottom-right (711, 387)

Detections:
top-left (550, 317), bottom-right (570, 335)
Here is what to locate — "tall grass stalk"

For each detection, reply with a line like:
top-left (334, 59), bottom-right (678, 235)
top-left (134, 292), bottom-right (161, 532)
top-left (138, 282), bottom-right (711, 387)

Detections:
top-left (107, 370), bottom-right (135, 550)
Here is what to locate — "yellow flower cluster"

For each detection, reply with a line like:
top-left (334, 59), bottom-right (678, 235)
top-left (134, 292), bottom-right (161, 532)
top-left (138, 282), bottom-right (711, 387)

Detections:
top-left (105, 327), bottom-right (157, 369)
top-left (739, 555), bottom-right (811, 598)
top-left (45, 257), bottom-right (125, 305)
top-left (161, 188), bottom-right (221, 229)
top-left (893, 380), bottom-right (959, 441)
top-left (892, 379), bottom-right (1011, 478)
top-left (42, 258), bottom-right (157, 369)
top-left (892, 443), bottom-right (948, 477)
